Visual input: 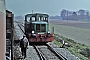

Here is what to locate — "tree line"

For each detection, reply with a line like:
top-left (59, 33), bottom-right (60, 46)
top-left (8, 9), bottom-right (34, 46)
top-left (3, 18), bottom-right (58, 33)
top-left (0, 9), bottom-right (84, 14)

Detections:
top-left (61, 9), bottom-right (90, 21)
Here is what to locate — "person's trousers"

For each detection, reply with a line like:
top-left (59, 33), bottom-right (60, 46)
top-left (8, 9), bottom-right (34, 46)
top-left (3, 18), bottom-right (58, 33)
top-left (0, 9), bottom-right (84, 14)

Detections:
top-left (21, 47), bottom-right (27, 57)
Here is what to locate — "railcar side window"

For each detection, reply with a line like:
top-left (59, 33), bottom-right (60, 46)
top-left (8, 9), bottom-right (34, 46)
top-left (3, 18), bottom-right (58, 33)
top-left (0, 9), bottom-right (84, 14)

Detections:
top-left (6, 18), bottom-right (12, 23)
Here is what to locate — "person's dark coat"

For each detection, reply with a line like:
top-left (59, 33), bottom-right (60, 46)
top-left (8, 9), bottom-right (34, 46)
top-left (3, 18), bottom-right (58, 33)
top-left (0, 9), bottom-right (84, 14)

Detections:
top-left (20, 37), bottom-right (28, 58)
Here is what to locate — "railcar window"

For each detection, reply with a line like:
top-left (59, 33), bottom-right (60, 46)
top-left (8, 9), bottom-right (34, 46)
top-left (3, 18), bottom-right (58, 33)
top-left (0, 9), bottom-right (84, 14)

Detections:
top-left (36, 24), bottom-right (40, 32)
top-left (27, 17), bottom-right (30, 22)
top-left (45, 17), bottom-right (48, 21)
top-left (39, 17), bottom-right (40, 21)
top-left (6, 18), bottom-right (12, 23)
top-left (32, 17), bottom-right (35, 21)
top-left (36, 24), bottom-right (46, 32)
top-left (44, 18), bottom-right (45, 20)
top-left (39, 16), bottom-right (43, 21)
top-left (6, 33), bottom-right (11, 39)
top-left (41, 24), bottom-right (46, 32)
top-left (31, 24), bottom-right (34, 30)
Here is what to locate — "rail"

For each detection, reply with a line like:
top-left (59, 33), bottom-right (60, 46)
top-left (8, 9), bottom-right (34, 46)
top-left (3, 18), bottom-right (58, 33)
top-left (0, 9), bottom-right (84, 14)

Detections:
top-left (46, 44), bottom-right (67, 60)
top-left (33, 45), bottom-right (47, 60)
top-left (33, 44), bottom-right (67, 60)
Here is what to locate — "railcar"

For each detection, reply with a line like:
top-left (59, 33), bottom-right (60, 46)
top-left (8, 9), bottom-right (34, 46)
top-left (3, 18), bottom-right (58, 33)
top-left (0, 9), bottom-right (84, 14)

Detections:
top-left (6, 10), bottom-right (14, 59)
top-left (24, 13), bottom-right (54, 43)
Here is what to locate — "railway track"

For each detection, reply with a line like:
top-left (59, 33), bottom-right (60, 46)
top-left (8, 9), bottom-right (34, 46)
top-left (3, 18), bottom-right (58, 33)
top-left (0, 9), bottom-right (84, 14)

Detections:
top-left (16, 22), bottom-right (25, 34)
top-left (33, 44), bottom-right (67, 60)
top-left (15, 21), bottom-right (68, 60)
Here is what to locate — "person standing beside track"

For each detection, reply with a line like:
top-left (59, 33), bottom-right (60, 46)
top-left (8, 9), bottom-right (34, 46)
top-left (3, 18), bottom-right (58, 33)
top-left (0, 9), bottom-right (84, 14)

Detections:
top-left (20, 35), bottom-right (28, 58)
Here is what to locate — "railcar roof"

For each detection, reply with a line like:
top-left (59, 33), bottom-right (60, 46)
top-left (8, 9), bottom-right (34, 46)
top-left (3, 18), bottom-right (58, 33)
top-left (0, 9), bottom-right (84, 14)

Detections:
top-left (25, 13), bottom-right (49, 17)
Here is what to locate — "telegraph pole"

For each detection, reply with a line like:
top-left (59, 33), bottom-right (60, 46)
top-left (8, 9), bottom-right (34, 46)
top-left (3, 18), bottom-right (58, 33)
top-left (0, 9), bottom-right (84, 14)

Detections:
top-left (67, 10), bottom-right (68, 22)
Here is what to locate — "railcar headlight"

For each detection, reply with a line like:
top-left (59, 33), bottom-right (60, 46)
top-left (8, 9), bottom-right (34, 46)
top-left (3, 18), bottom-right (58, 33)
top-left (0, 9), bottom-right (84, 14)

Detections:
top-left (48, 31), bottom-right (50, 33)
top-left (32, 31), bottom-right (34, 34)
top-left (31, 31), bottom-right (36, 37)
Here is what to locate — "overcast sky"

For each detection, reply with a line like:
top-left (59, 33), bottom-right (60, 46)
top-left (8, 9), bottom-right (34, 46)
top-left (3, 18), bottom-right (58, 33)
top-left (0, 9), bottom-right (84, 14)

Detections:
top-left (6, 0), bottom-right (90, 16)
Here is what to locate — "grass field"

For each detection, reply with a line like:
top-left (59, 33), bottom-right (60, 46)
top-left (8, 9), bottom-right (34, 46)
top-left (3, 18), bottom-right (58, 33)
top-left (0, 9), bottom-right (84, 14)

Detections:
top-left (49, 20), bottom-right (90, 46)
